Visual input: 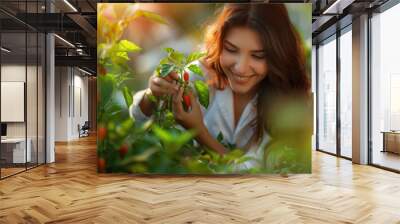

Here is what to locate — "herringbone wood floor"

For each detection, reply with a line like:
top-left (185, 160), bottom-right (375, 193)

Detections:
top-left (1, 136), bottom-right (400, 224)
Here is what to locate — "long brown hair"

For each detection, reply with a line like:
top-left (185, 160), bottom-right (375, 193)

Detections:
top-left (204, 4), bottom-right (311, 144)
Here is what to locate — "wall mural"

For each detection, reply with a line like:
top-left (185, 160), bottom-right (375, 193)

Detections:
top-left (97, 3), bottom-right (312, 175)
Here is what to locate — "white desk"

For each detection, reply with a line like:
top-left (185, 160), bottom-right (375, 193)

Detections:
top-left (1, 138), bottom-right (31, 163)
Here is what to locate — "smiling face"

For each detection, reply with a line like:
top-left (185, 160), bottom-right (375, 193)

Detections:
top-left (219, 26), bottom-right (268, 96)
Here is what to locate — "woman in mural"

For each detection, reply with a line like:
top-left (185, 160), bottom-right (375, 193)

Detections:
top-left (130, 4), bottom-right (311, 169)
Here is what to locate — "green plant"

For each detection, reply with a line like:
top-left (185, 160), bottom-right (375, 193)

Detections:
top-left (150, 47), bottom-right (209, 129)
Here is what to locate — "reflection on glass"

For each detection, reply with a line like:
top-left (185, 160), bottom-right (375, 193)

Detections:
top-left (27, 31), bottom-right (38, 169)
top-left (340, 29), bottom-right (352, 158)
top-left (38, 33), bottom-right (46, 165)
top-left (371, 4), bottom-right (400, 171)
top-left (1, 31), bottom-right (27, 177)
top-left (318, 37), bottom-right (337, 154)
top-left (0, 1), bottom-right (47, 179)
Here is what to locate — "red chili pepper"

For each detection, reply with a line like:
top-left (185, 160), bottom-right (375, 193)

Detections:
top-left (183, 95), bottom-right (191, 109)
top-left (98, 158), bottom-right (106, 172)
top-left (98, 65), bottom-right (107, 76)
top-left (98, 127), bottom-right (107, 141)
top-left (183, 71), bottom-right (189, 82)
top-left (119, 144), bottom-right (129, 158)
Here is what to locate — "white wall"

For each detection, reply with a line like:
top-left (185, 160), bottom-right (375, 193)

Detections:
top-left (1, 65), bottom-right (42, 137)
top-left (55, 67), bottom-right (69, 141)
top-left (1, 64), bottom-right (45, 164)
top-left (72, 73), bottom-right (89, 138)
top-left (1, 65), bottom-right (26, 139)
top-left (54, 67), bottom-right (89, 141)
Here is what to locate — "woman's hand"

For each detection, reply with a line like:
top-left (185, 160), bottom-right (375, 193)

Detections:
top-left (172, 86), bottom-right (205, 131)
top-left (139, 72), bottom-right (179, 117)
top-left (172, 86), bottom-right (228, 156)
top-left (148, 71), bottom-right (180, 97)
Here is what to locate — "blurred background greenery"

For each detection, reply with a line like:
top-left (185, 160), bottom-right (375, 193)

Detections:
top-left (106, 3), bottom-right (311, 92)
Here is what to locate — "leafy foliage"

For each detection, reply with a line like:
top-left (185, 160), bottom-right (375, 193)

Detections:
top-left (151, 47), bottom-right (210, 129)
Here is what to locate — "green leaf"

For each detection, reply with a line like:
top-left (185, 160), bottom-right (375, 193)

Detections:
top-left (99, 75), bottom-right (114, 105)
top-left (163, 48), bottom-right (185, 65)
top-left (130, 164), bottom-right (148, 173)
top-left (164, 111), bottom-right (175, 127)
top-left (115, 51), bottom-right (129, 61)
top-left (139, 120), bottom-right (154, 132)
top-left (122, 86), bottom-right (133, 108)
top-left (236, 156), bottom-right (254, 164)
top-left (187, 64), bottom-right (203, 77)
top-left (131, 148), bottom-right (159, 162)
top-left (148, 93), bottom-right (157, 103)
top-left (227, 149), bottom-right (244, 159)
top-left (194, 80), bottom-right (209, 108)
top-left (175, 130), bottom-right (197, 148)
top-left (153, 126), bottom-right (196, 154)
top-left (163, 47), bottom-right (174, 54)
top-left (118, 40), bottom-right (141, 52)
top-left (153, 126), bottom-right (173, 143)
top-left (121, 119), bottom-right (134, 132)
top-left (159, 57), bottom-right (169, 65)
top-left (97, 43), bottom-right (109, 59)
top-left (137, 10), bottom-right (168, 25)
top-left (186, 52), bottom-right (206, 64)
top-left (159, 64), bottom-right (175, 77)
top-left (217, 132), bottom-right (224, 143)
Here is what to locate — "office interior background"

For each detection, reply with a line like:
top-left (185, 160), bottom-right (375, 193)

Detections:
top-left (1, 0), bottom-right (398, 179)
top-left (0, 0), bottom-right (399, 222)
top-left (0, 0), bottom-right (97, 179)
top-left (312, 0), bottom-right (400, 172)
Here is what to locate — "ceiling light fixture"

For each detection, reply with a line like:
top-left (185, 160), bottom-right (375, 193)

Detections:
top-left (54, 34), bottom-right (75, 48)
top-left (63, 0), bottom-right (78, 12)
top-left (1, 47), bottom-right (11, 53)
top-left (322, 0), bottom-right (355, 15)
top-left (322, 0), bottom-right (343, 15)
top-left (78, 67), bottom-right (93, 76)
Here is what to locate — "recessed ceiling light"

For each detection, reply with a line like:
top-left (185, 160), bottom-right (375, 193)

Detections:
top-left (54, 34), bottom-right (75, 48)
top-left (1, 47), bottom-right (11, 53)
top-left (63, 0), bottom-right (78, 12)
top-left (78, 67), bottom-right (93, 76)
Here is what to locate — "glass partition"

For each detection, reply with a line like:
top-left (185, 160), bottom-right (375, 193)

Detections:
top-left (1, 30), bottom-right (28, 178)
top-left (339, 27), bottom-right (352, 158)
top-left (0, 0), bottom-right (46, 179)
top-left (371, 3), bottom-right (400, 171)
top-left (317, 35), bottom-right (337, 154)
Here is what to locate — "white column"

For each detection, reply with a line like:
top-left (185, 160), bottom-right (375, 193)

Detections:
top-left (352, 14), bottom-right (369, 164)
top-left (46, 33), bottom-right (55, 163)
top-left (46, 1), bottom-right (55, 163)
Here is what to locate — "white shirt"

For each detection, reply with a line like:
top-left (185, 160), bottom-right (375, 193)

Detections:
top-left (129, 61), bottom-right (269, 170)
